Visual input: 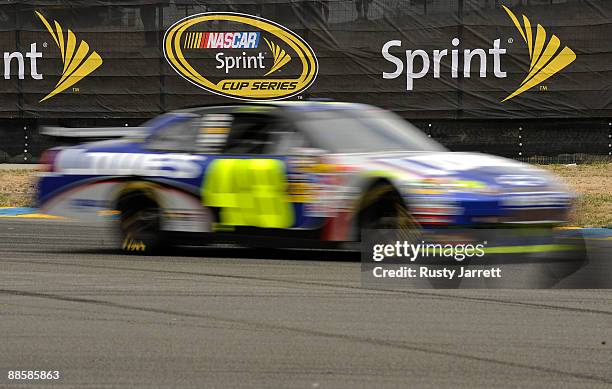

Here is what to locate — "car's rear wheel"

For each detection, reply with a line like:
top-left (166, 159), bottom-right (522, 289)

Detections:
top-left (116, 191), bottom-right (165, 254)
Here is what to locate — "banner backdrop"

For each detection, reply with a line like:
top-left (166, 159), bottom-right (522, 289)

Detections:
top-left (1, 0), bottom-right (611, 120)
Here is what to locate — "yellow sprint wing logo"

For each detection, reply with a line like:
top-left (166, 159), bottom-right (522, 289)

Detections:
top-left (36, 11), bottom-right (103, 102)
top-left (502, 5), bottom-right (576, 102)
top-left (263, 38), bottom-right (291, 76)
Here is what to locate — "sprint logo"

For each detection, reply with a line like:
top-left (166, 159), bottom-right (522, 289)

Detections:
top-left (502, 6), bottom-right (576, 101)
top-left (1, 11), bottom-right (102, 102)
top-left (164, 13), bottom-right (317, 100)
top-left (381, 5), bottom-right (576, 102)
top-left (36, 11), bottom-right (103, 102)
top-left (183, 32), bottom-right (291, 76)
top-left (263, 38), bottom-right (291, 76)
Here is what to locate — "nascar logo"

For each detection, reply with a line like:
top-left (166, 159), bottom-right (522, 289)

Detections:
top-left (164, 12), bottom-right (318, 100)
top-left (183, 32), bottom-right (261, 49)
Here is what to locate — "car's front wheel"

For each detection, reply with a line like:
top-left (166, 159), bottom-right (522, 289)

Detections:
top-left (358, 182), bottom-right (420, 247)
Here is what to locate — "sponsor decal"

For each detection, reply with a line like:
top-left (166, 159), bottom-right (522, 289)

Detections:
top-left (495, 174), bottom-right (547, 187)
top-left (502, 194), bottom-right (570, 207)
top-left (36, 12), bottom-right (103, 102)
top-left (202, 158), bottom-right (294, 228)
top-left (55, 149), bottom-right (204, 179)
top-left (122, 236), bottom-right (146, 252)
top-left (382, 38), bottom-right (507, 91)
top-left (184, 32), bottom-right (261, 49)
top-left (1, 12), bottom-right (102, 102)
top-left (381, 5), bottom-right (575, 102)
top-left (501, 6), bottom-right (576, 101)
top-left (164, 12), bottom-right (318, 100)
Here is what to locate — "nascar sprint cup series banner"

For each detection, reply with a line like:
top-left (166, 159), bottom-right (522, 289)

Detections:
top-left (0, 0), bottom-right (611, 119)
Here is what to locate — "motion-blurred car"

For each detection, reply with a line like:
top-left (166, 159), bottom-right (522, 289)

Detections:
top-left (37, 102), bottom-right (574, 253)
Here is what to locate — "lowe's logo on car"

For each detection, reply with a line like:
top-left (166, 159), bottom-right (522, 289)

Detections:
top-left (164, 12), bottom-right (318, 100)
top-left (56, 150), bottom-right (203, 178)
top-left (381, 6), bottom-right (575, 102)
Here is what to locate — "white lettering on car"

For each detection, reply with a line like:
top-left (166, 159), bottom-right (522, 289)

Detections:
top-left (56, 150), bottom-right (204, 179)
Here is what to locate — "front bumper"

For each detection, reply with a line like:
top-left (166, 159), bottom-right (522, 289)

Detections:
top-left (407, 191), bottom-right (573, 226)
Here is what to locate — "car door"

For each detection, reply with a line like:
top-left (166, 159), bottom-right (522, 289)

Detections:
top-left (199, 110), bottom-right (301, 231)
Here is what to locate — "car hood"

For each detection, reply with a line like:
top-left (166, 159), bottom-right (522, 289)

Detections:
top-left (341, 151), bottom-right (568, 193)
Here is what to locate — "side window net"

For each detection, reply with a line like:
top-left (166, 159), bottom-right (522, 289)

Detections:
top-left (223, 115), bottom-right (274, 155)
top-left (195, 114), bottom-right (233, 154)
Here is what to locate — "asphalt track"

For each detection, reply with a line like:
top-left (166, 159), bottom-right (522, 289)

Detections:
top-left (1, 219), bottom-right (611, 388)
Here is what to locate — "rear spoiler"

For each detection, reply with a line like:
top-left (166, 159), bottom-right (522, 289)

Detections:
top-left (40, 126), bottom-right (147, 139)
top-left (41, 113), bottom-right (197, 140)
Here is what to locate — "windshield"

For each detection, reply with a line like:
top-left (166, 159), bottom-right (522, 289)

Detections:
top-left (298, 108), bottom-right (446, 153)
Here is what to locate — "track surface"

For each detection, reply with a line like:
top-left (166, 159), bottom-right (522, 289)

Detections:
top-left (1, 219), bottom-right (611, 388)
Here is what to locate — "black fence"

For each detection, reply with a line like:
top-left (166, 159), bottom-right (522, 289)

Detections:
top-left (1, 117), bottom-right (610, 164)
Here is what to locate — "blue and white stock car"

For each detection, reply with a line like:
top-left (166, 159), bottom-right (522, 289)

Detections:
top-left (37, 102), bottom-right (574, 253)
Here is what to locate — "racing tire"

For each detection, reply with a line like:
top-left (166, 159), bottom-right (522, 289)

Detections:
top-left (116, 192), bottom-right (166, 255)
top-left (359, 183), bottom-right (420, 247)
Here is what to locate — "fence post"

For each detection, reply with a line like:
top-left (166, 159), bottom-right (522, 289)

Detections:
top-left (158, 5), bottom-right (166, 113)
top-left (608, 122), bottom-right (612, 155)
top-left (518, 126), bottom-right (523, 157)
top-left (15, 2), bottom-right (23, 119)
top-left (23, 125), bottom-right (28, 162)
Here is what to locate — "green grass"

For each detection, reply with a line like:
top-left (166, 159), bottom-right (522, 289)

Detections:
top-left (0, 170), bottom-right (35, 207)
top-left (574, 193), bottom-right (612, 228)
top-left (540, 163), bottom-right (612, 227)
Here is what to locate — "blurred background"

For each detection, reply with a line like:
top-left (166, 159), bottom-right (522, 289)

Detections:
top-left (0, 0), bottom-right (610, 164)
top-left (0, 1), bottom-right (610, 227)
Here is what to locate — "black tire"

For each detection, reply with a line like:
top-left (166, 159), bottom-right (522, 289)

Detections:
top-left (359, 183), bottom-right (408, 228)
top-left (116, 191), bottom-right (165, 254)
top-left (359, 183), bottom-right (420, 246)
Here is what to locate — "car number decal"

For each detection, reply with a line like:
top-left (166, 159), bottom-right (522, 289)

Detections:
top-left (201, 158), bottom-right (294, 228)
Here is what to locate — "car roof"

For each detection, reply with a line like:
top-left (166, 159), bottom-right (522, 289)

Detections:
top-left (266, 101), bottom-right (371, 111)
top-left (178, 101), bottom-right (373, 115)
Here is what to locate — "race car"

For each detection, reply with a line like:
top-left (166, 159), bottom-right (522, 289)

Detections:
top-left (37, 101), bottom-right (574, 253)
